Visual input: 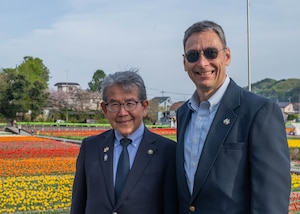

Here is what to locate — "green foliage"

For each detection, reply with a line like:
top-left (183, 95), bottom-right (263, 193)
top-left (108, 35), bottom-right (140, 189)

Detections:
top-left (88, 69), bottom-right (106, 92)
top-left (288, 114), bottom-right (299, 121)
top-left (29, 81), bottom-right (50, 120)
top-left (247, 78), bottom-right (300, 102)
top-left (0, 56), bottom-right (50, 121)
top-left (18, 56), bottom-right (49, 85)
top-left (0, 70), bottom-right (29, 118)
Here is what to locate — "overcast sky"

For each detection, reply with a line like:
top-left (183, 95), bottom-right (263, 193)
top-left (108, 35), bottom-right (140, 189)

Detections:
top-left (0, 0), bottom-right (299, 101)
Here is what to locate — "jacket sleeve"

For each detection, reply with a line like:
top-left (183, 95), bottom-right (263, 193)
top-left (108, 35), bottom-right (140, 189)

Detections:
top-left (163, 141), bottom-right (179, 214)
top-left (249, 101), bottom-right (291, 214)
top-left (70, 140), bottom-right (87, 214)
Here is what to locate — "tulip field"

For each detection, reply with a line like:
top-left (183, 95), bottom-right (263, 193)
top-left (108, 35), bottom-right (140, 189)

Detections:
top-left (36, 127), bottom-right (177, 140)
top-left (0, 129), bottom-right (300, 213)
top-left (0, 134), bottom-right (80, 213)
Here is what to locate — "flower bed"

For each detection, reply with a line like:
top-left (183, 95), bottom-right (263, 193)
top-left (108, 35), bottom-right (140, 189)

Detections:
top-left (290, 173), bottom-right (300, 213)
top-left (0, 135), bottom-right (79, 213)
top-left (289, 139), bottom-right (300, 148)
top-left (38, 129), bottom-right (106, 137)
top-left (0, 140), bottom-right (79, 159)
top-left (1, 174), bottom-right (74, 213)
top-left (0, 157), bottom-right (76, 177)
top-left (37, 128), bottom-right (176, 138)
top-left (0, 133), bottom-right (299, 213)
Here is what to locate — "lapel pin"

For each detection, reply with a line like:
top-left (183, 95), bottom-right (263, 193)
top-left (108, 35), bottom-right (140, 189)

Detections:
top-left (147, 149), bottom-right (154, 155)
top-left (104, 154), bottom-right (108, 161)
top-left (223, 118), bottom-right (230, 125)
top-left (104, 147), bottom-right (109, 153)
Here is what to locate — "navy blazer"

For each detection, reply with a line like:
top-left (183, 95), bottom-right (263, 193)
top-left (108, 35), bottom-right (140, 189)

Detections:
top-left (176, 79), bottom-right (291, 214)
top-left (71, 127), bottom-right (178, 214)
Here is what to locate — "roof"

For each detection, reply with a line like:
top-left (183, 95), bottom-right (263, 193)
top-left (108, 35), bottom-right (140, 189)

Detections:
top-left (54, 82), bottom-right (80, 86)
top-left (277, 102), bottom-right (291, 108)
top-left (170, 101), bottom-right (185, 111)
top-left (151, 96), bottom-right (170, 103)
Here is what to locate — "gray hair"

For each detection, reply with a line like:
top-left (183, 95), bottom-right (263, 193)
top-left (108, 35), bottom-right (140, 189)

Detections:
top-left (101, 70), bottom-right (147, 102)
top-left (183, 20), bottom-right (227, 49)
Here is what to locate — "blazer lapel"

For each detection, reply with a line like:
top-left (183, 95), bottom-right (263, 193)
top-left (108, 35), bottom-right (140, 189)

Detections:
top-left (115, 128), bottom-right (157, 206)
top-left (98, 130), bottom-right (116, 205)
top-left (176, 103), bottom-right (193, 198)
top-left (191, 80), bottom-right (241, 200)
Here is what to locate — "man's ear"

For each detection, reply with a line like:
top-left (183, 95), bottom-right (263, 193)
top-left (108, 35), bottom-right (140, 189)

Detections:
top-left (142, 100), bottom-right (149, 117)
top-left (183, 54), bottom-right (188, 71)
top-left (225, 47), bottom-right (231, 66)
top-left (101, 102), bottom-right (108, 114)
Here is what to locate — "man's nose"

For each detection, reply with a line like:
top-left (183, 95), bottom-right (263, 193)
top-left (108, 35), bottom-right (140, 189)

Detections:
top-left (196, 52), bottom-right (210, 66)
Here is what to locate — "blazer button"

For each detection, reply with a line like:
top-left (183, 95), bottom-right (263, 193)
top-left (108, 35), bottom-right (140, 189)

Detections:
top-left (189, 205), bottom-right (196, 212)
top-left (112, 212), bottom-right (118, 214)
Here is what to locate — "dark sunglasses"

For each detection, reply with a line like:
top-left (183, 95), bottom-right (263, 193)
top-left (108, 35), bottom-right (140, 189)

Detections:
top-left (185, 48), bottom-right (226, 63)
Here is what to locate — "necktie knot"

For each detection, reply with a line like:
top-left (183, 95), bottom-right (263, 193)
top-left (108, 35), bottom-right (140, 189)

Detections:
top-left (120, 138), bottom-right (132, 147)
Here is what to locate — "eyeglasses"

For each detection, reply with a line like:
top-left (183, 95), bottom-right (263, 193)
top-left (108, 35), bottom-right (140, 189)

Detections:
top-left (105, 100), bottom-right (142, 112)
top-left (184, 48), bottom-right (226, 63)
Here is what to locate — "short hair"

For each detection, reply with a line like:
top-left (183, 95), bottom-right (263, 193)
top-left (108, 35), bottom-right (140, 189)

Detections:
top-left (101, 70), bottom-right (147, 102)
top-left (183, 20), bottom-right (227, 49)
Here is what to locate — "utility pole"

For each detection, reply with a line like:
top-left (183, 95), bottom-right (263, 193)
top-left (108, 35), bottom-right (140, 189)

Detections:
top-left (247, 0), bottom-right (252, 92)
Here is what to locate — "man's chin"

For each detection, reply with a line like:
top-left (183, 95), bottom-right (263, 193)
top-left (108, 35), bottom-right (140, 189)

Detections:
top-left (116, 127), bottom-right (133, 137)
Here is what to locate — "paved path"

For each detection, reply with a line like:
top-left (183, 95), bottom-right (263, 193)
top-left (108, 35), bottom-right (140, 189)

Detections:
top-left (4, 126), bottom-right (81, 144)
top-left (5, 126), bottom-right (31, 136)
top-left (291, 161), bottom-right (300, 174)
top-left (37, 135), bottom-right (81, 145)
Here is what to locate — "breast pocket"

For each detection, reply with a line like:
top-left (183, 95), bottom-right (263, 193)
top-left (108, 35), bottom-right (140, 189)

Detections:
top-left (217, 142), bottom-right (246, 166)
top-left (215, 142), bottom-right (247, 176)
top-left (221, 142), bottom-right (245, 151)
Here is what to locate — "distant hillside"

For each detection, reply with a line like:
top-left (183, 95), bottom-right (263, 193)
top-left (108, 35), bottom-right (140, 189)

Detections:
top-left (244, 78), bottom-right (300, 102)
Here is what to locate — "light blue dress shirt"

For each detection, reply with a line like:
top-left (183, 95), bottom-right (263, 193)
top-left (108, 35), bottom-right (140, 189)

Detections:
top-left (184, 76), bottom-right (230, 195)
top-left (113, 123), bottom-right (144, 185)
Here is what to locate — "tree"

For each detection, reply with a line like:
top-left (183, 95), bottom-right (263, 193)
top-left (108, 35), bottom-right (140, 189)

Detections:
top-left (247, 78), bottom-right (300, 102)
top-left (147, 99), bottom-right (160, 124)
top-left (18, 56), bottom-right (50, 88)
top-left (0, 70), bottom-right (29, 119)
top-left (0, 71), bottom-right (10, 118)
top-left (0, 71), bottom-right (8, 94)
top-left (0, 56), bottom-right (50, 121)
top-left (88, 69), bottom-right (106, 92)
top-left (28, 81), bottom-right (49, 120)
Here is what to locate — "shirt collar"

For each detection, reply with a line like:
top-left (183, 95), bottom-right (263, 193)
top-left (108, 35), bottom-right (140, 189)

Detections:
top-left (114, 122), bottom-right (145, 147)
top-left (188, 76), bottom-right (230, 112)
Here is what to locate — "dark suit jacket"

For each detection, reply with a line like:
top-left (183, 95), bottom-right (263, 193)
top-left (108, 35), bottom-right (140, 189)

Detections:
top-left (71, 127), bottom-right (178, 214)
top-left (176, 79), bottom-right (291, 214)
